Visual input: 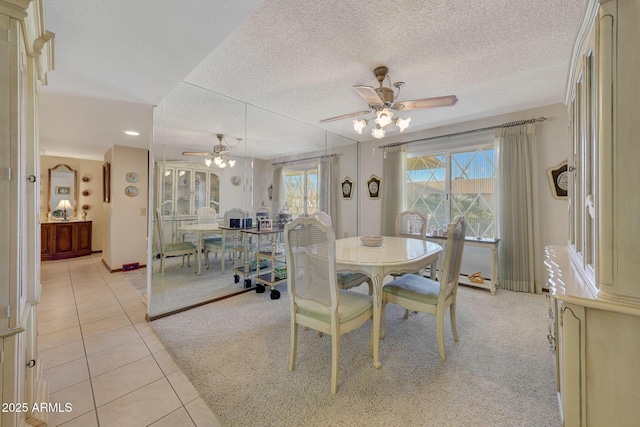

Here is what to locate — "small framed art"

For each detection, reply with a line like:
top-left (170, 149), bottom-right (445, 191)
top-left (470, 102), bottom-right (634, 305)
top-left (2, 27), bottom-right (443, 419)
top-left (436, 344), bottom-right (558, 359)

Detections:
top-left (367, 175), bottom-right (381, 200)
top-left (341, 177), bottom-right (354, 200)
top-left (103, 162), bottom-right (111, 203)
top-left (547, 160), bottom-right (568, 200)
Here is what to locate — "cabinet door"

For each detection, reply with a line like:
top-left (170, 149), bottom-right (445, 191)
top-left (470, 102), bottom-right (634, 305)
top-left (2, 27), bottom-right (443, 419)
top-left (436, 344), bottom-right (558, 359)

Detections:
top-left (53, 223), bottom-right (75, 255)
top-left (160, 168), bottom-right (175, 215)
top-left (559, 302), bottom-right (585, 427)
top-left (77, 222), bottom-right (92, 252)
top-left (194, 170), bottom-right (207, 212)
top-left (209, 172), bottom-right (220, 210)
top-left (41, 224), bottom-right (52, 256)
top-left (176, 169), bottom-right (192, 216)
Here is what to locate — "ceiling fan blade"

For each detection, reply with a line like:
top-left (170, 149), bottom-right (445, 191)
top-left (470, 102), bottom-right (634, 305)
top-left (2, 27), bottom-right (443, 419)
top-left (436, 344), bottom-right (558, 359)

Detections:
top-left (182, 151), bottom-right (213, 157)
top-left (353, 85), bottom-right (384, 106)
top-left (393, 95), bottom-right (458, 111)
top-left (319, 110), bottom-right (372, 123)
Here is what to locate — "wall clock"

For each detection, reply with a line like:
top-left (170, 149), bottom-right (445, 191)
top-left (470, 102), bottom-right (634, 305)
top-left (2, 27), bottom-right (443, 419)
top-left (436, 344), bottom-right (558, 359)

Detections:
top-left (547, 160), bottom-right (568, 200)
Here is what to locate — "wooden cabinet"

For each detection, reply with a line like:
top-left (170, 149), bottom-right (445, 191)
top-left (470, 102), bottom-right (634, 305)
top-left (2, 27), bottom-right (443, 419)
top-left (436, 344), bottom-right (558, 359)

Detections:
top-left (548, 1), bottom-right (640, 425)
top-left (41, 221), bottom-right (92, 261)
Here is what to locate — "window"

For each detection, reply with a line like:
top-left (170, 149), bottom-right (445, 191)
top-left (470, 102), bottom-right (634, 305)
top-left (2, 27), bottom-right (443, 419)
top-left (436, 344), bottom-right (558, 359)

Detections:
top-left (285, 167), bottom-right (318, 217)
top-left (406, 144), bottom-right (496, 238)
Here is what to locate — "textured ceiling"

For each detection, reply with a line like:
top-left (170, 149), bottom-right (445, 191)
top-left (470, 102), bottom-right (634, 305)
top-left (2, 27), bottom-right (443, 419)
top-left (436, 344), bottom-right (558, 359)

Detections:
top-left (39, 0), bottom-right (585, 160)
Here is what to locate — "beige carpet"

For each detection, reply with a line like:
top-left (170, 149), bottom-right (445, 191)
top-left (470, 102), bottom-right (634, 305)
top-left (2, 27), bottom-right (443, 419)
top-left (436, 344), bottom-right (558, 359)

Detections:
top-left (150, 285), bottom-right (559, 426)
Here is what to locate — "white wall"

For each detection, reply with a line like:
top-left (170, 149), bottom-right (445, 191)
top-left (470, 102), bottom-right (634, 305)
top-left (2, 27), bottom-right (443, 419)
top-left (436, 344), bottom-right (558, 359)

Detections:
top-left (104, 145), bottom-right (150, 270)
top-left (358, 103), bottom-right (569, 289)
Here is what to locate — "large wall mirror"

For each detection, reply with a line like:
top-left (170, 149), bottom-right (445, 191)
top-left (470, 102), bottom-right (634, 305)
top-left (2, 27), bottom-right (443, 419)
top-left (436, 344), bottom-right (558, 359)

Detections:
top-left (148, 82), bottom-right (358, 319)
top-left (48, 163), bottom-right (78, 219)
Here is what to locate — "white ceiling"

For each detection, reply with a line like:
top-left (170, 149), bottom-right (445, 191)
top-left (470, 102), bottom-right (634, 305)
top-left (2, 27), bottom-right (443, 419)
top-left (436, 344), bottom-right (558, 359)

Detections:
top-left (39, 0), bottom-right (585, 161)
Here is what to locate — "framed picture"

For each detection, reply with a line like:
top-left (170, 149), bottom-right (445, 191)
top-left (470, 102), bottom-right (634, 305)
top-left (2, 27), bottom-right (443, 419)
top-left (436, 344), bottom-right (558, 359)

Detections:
top-left (547, 160), bottom-right (568, 200)
top-left (341, 177), bottom-right (354, 200)
top-left (103, 162), bottom-right (111, 203)
top-left (55, 186), bottom-right (71, 195)
top-left (367, 175), bottom-right (381, 200)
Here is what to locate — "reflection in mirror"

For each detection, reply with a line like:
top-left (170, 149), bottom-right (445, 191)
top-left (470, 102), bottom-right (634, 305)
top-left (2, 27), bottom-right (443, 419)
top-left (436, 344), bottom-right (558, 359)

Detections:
top-left (147, 83), bottom-right (357, 319)
top-left (48, 164), bottom-right (78, 219)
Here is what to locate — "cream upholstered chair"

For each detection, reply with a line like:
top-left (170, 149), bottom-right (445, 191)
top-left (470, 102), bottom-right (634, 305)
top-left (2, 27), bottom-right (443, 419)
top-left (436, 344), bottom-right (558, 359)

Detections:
top-left (310, 211), bottom-right (373, 294)
top-left (196, 207), bottom-right (218, 224)
top-left (155, 209), bottom-right (197, 275)
top-left (284, 217), bottom-right (373, 394)
top-left (381, 216), bottom-right (466, 361)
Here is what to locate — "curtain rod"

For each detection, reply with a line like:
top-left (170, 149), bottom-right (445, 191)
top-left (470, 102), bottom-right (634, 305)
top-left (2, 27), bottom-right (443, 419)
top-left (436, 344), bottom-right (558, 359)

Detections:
top-left (378, 116), bottom-right (547, 149)
top-left (272, 153), bottom-right (337, 166)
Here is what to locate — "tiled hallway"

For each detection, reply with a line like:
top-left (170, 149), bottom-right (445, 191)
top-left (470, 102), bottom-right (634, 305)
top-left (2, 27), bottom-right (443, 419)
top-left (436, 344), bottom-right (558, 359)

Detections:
top-left (38, 254), bottom-right (221, 427)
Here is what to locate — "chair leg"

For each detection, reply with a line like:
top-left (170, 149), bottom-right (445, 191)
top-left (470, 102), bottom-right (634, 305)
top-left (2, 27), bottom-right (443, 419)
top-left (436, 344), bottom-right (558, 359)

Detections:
top-left (450, 303), bottom-right (459, 342)
top-left (160, 256), bottom-right (164, 275)
top-left (437, 307), bottom-right (446, 361)
top-left (221, 250), bottom-right (225, 274)
top-left (380, 300), bottom-right (388, 340)
top-left (289, 320), bottom-right (298, 372)
top-left (366, 278), bottom-right (373, 296)
top-left (331, 333), bottom-right (339, 394)
top-left (205, 250), bottom-right (210, 270)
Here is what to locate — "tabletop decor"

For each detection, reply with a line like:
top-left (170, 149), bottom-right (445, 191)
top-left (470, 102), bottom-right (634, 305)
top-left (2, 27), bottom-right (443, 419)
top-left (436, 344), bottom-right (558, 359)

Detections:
top-left (360, 235), bottom-right (383, 247)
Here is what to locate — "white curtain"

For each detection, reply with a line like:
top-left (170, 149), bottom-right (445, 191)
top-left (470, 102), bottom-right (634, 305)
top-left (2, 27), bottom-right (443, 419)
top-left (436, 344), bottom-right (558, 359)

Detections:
top-left (318, 155), bottom-right (337, 228)
top-left (496, 123), bottom-right (537, 293)
top-left (272, 165), bottom-right (285, 215)
top-left (381, 145), bottom-right (407, 236)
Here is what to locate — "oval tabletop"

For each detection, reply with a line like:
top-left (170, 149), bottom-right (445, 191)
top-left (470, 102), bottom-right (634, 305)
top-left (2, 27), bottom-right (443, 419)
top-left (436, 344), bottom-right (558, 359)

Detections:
top-left (335, 236), bottom-right (442, 267)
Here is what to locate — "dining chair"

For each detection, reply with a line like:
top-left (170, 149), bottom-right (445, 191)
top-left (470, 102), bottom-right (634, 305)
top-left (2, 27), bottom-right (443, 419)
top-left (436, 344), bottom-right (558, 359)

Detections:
top-left (203, 230), bottom-right (235, 273)
top-left (155, 208), bottom-right (197, 275)
top-left (391, 210), bottom-right (429, 284)
top-left (396, 210), bottom-right (428, 240)
top-left (310, 211), bottom-right (373, 295)
top-left (284, 217), bottom-right (373, 394)
top-left (381, 216), bottom-right (466, 361)
top-left (197, 206), bottom-right (222, 244)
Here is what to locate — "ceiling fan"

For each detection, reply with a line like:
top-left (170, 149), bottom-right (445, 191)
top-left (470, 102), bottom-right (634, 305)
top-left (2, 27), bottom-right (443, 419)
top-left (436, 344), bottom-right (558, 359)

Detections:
top-left (182, 133), bottom-right (234, 157)
top-left (320, 65), bottom-right (457, 138)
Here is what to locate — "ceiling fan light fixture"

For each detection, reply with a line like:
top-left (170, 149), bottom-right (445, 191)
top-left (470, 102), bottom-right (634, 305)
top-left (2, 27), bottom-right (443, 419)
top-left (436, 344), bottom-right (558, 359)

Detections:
top-left (204, 158), bottom-right (212, 167)
top-left (371, 126), bottom-right (386, 139)
top-left (395, 116), bottom-right (411, 132)
top-left (375, 108), bottom-right (393, 127)
top-left (353, 118), bottom-right (368, 134)
top-left (228, 159), bottom-right (236, 167)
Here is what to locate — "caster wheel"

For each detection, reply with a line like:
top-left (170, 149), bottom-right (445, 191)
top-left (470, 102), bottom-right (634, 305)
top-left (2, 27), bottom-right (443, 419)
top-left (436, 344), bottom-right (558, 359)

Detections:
top-left (270, 289), bottom-right (281, 300)
top-left (256, 284), bottom-right (266, 293)
top-left (244, 279), bottom-right (253, 289)
top-left (234, 274), bottom-right (240, 284)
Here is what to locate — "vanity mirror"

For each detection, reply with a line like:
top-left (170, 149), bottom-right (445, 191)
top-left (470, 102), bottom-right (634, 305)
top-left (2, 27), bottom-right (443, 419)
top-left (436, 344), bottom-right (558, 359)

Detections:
top-left (48, 164), bottom-right (78, 219)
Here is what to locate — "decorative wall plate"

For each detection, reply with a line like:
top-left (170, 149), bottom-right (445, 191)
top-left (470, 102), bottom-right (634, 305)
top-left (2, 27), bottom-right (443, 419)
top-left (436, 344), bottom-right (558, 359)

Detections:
top-left (126, 172), bottom-right (139, 183)
top-left (125, 186), bottom-right (138, 197)
top-left (231, 175), bottom-right (241, 186)
top-left (341, 177), bottom-right (354, 200)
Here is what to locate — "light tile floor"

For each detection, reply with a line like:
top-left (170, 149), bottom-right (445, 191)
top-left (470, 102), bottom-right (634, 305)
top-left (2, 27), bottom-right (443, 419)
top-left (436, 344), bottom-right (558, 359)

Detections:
top-left (38, 253), bottom-right (222, 427)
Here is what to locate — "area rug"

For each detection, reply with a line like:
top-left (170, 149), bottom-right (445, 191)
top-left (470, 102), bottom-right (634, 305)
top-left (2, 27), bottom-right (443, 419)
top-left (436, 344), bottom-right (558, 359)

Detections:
top-left (150, 285), bottom-right (559, 426)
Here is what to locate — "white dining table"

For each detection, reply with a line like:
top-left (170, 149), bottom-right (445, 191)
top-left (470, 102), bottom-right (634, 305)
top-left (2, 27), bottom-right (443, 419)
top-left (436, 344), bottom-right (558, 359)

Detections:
top-left (335, 236), bottom-right (443, 369)
top-left (178, 223), bottom-right (224, 275)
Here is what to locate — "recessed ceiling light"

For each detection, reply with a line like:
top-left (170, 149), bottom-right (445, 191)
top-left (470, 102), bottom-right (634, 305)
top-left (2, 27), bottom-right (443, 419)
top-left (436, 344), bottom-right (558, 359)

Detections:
top-left (124, 130), bottom-right (140, 136)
